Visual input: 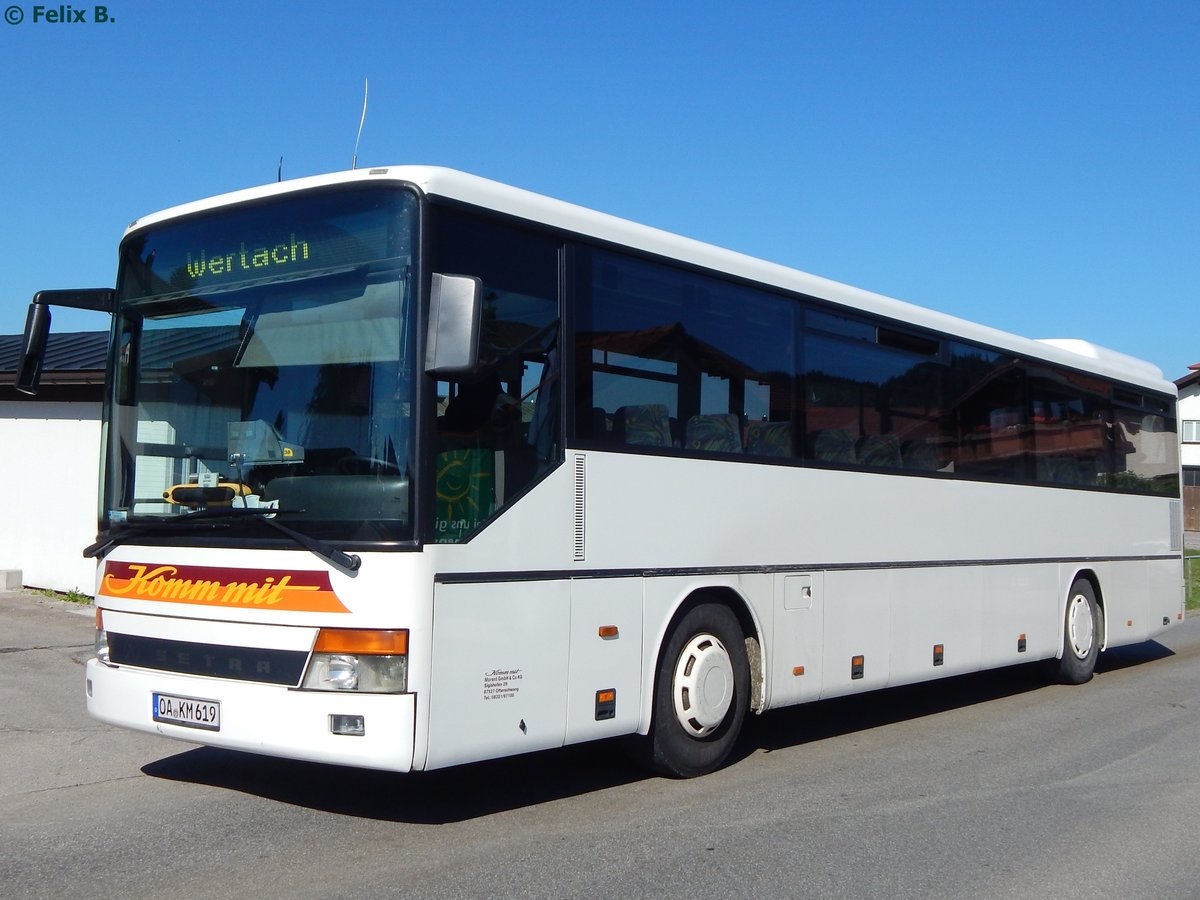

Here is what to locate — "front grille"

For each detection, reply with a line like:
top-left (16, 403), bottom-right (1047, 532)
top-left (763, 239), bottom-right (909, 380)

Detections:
top-left (108, 633), bottom-right (308, 686)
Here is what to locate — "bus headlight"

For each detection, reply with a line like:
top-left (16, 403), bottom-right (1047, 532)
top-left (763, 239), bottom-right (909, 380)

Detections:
top-left (300, 629), bottom-right (408, 693)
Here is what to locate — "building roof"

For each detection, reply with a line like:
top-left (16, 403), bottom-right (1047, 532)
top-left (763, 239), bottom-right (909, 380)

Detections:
top-left (1176, 364), bottom-right (1200, 391)
top-left (0, 330), bottom-right (108, 383)
top-left (1, 327), bottom-right (238, 389)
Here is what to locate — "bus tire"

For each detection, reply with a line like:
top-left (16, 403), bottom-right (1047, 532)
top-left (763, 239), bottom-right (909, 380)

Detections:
top-left (644, 602), bottom-right (749, 778)
top-left (1047, 579), bottom-right (1101, 685)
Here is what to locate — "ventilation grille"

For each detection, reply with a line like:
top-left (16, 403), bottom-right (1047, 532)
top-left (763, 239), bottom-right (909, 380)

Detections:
top-left (1170, 500), bottom-right (1183, 552)
top-left (573, 454), bottom-right (586, 561)
top-left (107, 634), bottom-right (307, 685)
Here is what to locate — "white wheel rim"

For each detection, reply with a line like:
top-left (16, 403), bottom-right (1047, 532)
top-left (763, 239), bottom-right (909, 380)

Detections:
top-left (671, 632), bottom-right (734, 738)
top-left (1067, 593), bottom-right (1094, 659)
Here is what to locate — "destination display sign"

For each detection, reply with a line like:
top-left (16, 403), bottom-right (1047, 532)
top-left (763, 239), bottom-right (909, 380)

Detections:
top-left (184, 232), bottom-right (312, 280)
top-left (119, 187), bottom-right (414, 301)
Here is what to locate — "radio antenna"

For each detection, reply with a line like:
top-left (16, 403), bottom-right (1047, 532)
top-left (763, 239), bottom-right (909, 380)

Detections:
top-left (352, 78), bottom-right (369, 170)
top-left (277, 156), bottom-right (283, 182)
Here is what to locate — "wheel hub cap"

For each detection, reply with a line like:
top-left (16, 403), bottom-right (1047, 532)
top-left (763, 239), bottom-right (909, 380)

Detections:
top-left (672, 633), bottom-right (734, 738)
top-left (1067, 594), bottom-right (1094, 659)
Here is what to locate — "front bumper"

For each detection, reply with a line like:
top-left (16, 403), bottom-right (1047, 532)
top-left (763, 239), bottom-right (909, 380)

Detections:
top-left (85, 658), bottom-right (417, 772)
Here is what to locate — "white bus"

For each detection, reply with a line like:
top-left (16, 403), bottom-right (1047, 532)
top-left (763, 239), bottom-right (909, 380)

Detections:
top-left (17, 166), bottom-right (1183, 777)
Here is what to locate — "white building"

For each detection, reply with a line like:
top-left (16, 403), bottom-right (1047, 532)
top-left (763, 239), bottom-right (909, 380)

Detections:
top-left (0, 331), bottom-right (105, 593)
top-left (1176, 364), bottom-right (1200, 532)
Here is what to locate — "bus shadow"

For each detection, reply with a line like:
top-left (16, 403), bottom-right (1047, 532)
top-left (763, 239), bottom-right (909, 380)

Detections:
top-left (143, 641), bottom-right (1175, 822)
top-left (141, 738), bottom-right (649, 824)
top-left (734, 641), bottom-right (1176, 760)
top-left (1096, 639), bottom-right (1176, 673)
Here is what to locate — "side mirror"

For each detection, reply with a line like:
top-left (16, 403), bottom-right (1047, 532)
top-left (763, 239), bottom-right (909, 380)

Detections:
top-left (425, 273), bottom-right (483, 376)
top-left (14, 288), bottom-right (115, 396)
top-left (15, 301), bottom-right (51, 395)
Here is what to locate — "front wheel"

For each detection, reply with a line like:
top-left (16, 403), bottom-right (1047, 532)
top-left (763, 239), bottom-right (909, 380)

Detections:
top-left (641, 602), bottom-right (750, 778)
top-left (1047, 578), bottom-right (1102, 685)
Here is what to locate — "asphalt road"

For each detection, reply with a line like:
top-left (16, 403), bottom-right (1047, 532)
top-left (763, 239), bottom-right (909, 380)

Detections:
top-left (2, 590), bottom-right (1199, 900)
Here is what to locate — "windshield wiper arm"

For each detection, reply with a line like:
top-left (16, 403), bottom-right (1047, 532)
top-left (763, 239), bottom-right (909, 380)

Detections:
top-left (250, 512), bottom-right (361, 577)
top-left (83, 514), bottom-right (235, 559)
top-left (84, 508), bottom-right (362, 578)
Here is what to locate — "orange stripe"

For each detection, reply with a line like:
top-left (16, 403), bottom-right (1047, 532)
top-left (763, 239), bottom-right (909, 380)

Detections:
top-left (98, 562), bottom-right (350, 613)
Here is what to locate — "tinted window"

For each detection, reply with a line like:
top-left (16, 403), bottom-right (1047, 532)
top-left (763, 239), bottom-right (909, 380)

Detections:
top-left (574, 249), bottom-right (798, 458)
top-left (430, 209), bottom-right (561, 541)
top-left (567, 245), bottom-right (1175, 497)
top-left (802, 311), bottom-right (945, 471)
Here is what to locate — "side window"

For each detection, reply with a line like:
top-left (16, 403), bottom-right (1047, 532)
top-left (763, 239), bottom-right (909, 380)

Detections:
top-left (947, 344), bottom-right (1030, 482)
top-left (802, 311), bottom-right (945, 471)
top-left (1025, 366), bottom-right (1111, 487)
top-left (1109, 392), bottom-right (1179, 495)
top-left (430, 209), bottom-right (560, 542)
top-left (574, 248), bottom-right (798, 458)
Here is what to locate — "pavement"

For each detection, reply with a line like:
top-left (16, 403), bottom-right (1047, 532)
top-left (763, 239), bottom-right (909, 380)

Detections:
top-left (0, 587), bottom-right (95, 616)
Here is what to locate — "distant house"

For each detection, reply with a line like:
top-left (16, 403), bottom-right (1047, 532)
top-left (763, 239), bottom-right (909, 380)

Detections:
top-left (1176, 364), bottom-right (1200, 531)
top-left (0, 331), bottom-right (107, 592)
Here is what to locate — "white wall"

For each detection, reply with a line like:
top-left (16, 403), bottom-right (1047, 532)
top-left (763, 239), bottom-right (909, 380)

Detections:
top-left (0, 400), bottom-right (102, 593)
top-left (1180, 383), bottom-right (1200, 469)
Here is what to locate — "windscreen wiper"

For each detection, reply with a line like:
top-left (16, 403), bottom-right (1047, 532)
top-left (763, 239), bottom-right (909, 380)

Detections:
top-left (83, 512), bottom-right (236, 559)
top-left (83, 508), bottom-right (362, 577)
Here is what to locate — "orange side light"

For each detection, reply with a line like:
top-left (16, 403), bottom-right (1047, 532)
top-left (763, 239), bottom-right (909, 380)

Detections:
top-left (597, 689), bottom-right (616, 704)
top-left (793, 666), bottom-right (805, 676)
top-left (314, 629), bottom-right (408, 655)
top-left (598, 625), bottom-right (619, 639)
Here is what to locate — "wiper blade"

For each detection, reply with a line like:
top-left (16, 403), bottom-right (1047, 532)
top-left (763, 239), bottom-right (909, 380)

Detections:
top-left (83, 514), bottom-right (235, 558)
top-left (84, 508), bottom-right (362, 578)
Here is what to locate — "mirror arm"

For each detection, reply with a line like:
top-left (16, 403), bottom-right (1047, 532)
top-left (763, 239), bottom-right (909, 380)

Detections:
top-left (14, 288), bottom-right (115, 396)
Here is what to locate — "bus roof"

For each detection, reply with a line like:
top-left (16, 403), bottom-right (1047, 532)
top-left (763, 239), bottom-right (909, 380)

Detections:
top-left (125, 165), bottom-right (1173, 396)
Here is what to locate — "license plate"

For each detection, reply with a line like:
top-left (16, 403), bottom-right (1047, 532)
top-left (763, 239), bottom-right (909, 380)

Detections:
top-left (152, 692), bottom-right (221, 731)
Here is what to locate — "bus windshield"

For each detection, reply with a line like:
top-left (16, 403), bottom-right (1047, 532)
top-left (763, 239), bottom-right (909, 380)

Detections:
top-left (103, 186), bottom-right (418, 543)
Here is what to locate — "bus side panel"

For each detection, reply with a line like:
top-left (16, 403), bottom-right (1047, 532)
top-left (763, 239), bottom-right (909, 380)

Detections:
top-left (1147, 556), bottom-right (1185, 638)
top-left (565, 578), bottom-right (643, 744)
top-left (820, 570), bottom-right (892, 699)
top-left (888, 567), bottom-right (982, 686)
top-left (1089, 564), bottom-right (1142, 648)
top-left (979, 563), bottom-right (1060, 667)
top-left (768, 572), bottom-right (824, 709)
top-left (425, 580), bottom-right (570, 770)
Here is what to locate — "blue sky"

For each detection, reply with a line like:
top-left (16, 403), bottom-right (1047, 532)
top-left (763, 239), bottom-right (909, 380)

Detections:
top-left (2, 0), bottom-right (1197, 380)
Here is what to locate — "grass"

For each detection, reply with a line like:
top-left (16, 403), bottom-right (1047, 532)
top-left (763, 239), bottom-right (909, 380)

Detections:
top-left (1186, 549), bottom-right (1200, 612)
top-left (35, 587), bottom-right (93, 605)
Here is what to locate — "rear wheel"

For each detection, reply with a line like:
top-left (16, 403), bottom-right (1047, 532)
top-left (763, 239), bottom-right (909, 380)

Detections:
top-left (642, 602), bottom-right (749, 778)
top-left (1047, 579), bottom-right (1101, 685)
